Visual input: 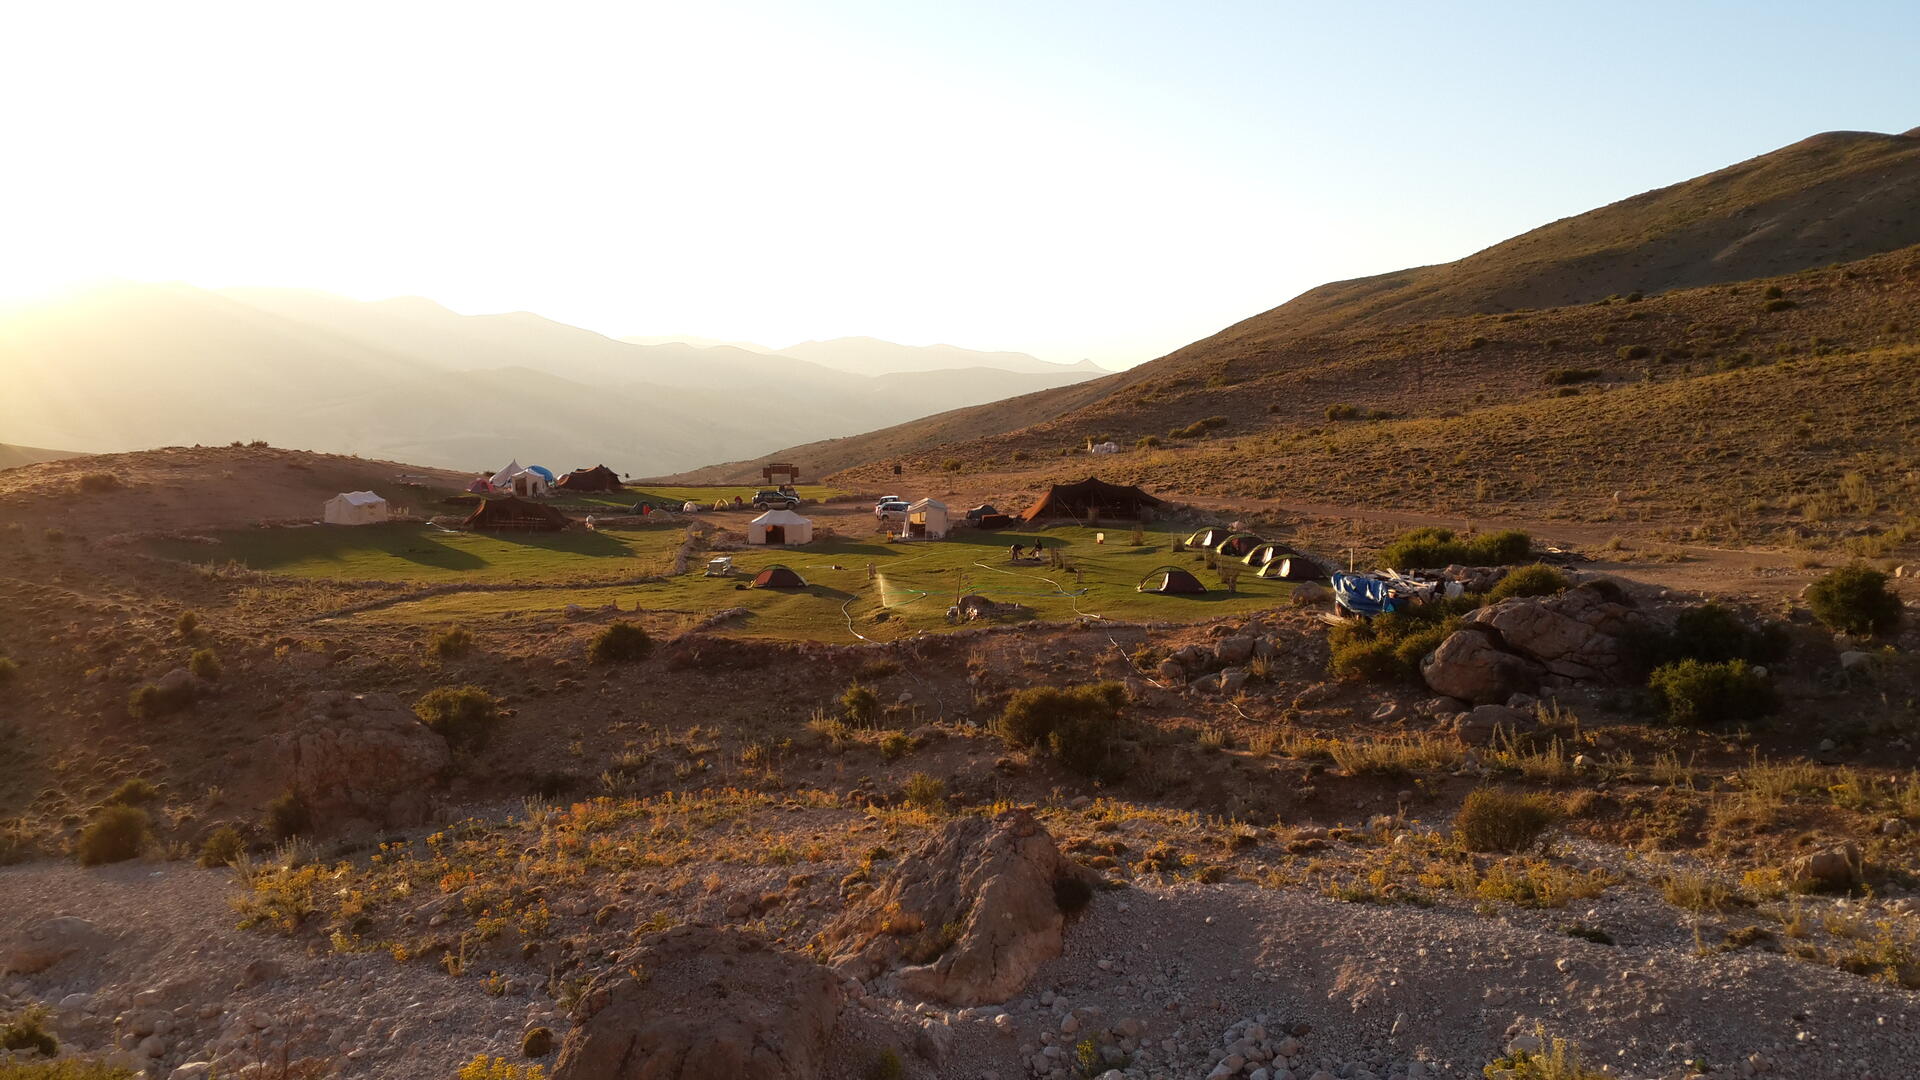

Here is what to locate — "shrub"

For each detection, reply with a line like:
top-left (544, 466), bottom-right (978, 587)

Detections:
top-left (175, 611), bottom-right (199, 638)
top-left (941, 458), bottom-right (963, 473)
top-left (1763, 298), bottom-right (1795, 312)
top-left (75, 472), bottom-right (122, 494)
top-left (197, 826), bottom-right (246, 868)
top-left (188, 648), bottom-right (221, 680)
top-left (1379, 527), bottom-right (1531, 570)
top-left (1763, 285), bottom-right (1784, 299)
top-left (1329, 609), bottom-right (1461, 684)
top-left (864, 1048), bottom-right (904, 1080)
top-left (520, 1027), bottom-right (554, 1058)
top-left (264, 789), bottom-right (311, 841)
top-left (840, 683), bottom-right (879, 725)
top-left (76, 806), bottom-right (150, 866)
top-left (901, 773), bottom-right (945, 812)
top-left (996, 682), bottom-right (1129, 778)
top-left (587, 621), bottom-right (653, 664)
top-left (455, 1057), bottom-right (547, 1080)
top-left (0, 657), bottom-right (16, 687)
top-left (1325, 403), bottom-right (1361, 421)
top-left (0, 1060), bottom-right (139, 1079)
top-left (414, 685), bottom-right (506, 751)
top-left (1488, 564), bottom-right (1568, 601)
top-left (126, 680), bottom-right (192, 720)
top-left (104, 778), bottom-right (160, 806)
top-left (430, 625), bottom-right (476, 660)
top-left (1135, 435), bottom-right (1161, 450)
top-left (0, 1006), bottom-right (57, 1056)
top-left (1647, 659), bottom-right (1776, 727)
top-left (1615, 344), bottom-right (1651, 361)
top-left (1659, 603), bottom-right (1790, 665)
top-left (1544, 367), bottom-right (1601, 386)
top-left (1454, 788), bottom-right (1559, 853)
top-left (1806, 564), bottom-right (1902, 636)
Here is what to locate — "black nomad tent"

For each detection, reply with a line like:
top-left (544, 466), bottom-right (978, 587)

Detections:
top-left (556, 465), bottom-right (623, 492)
top-left (1022, 478), bottom-right (1161, 522)
top-left (463, 496), bottom-right (570, 532)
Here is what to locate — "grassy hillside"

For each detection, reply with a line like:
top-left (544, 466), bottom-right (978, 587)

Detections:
top-left (701, 129), bottom-right (1920, 486)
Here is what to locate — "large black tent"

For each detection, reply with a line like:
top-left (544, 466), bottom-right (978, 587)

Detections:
top-left (556, 465), bottom-right (623, 492)
top-left (463, 496), bottom-right (570, 532)
top-left (1021, 478), bottom-right (1161, 522)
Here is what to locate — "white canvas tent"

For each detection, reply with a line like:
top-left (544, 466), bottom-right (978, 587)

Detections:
top-left (489, 460), bottom-right (551, 498)
top-left (747, 508), bottom-right (813, 545)
top-left (323, 490), bottom-right (389, 525)
top-left (899, 497), bottom-right (950, 539)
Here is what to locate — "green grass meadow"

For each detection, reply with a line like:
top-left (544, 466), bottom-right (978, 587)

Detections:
top-left (153, 521), bottom-right (1293, 641)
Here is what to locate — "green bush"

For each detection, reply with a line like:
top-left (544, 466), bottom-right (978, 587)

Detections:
top-left (1615, 345), bottom-right (1650, 361)
top-left (587, 621), bottom-right (653, 664)
top-left (1488, 564), bottom-right (1568, 601)
top-left (430, 625), bottom-right (476, 660)
top-left (1454, 788), bottom-right (1559, 853)
top-left (264, 789), bottom-right (311, 841)
top-left (414, 685), bottom-right (505, 751)
top-left (1648, 659), bottom-right (1776, 727)
top-left (1379, 527), bottom-right (1532, 570)
top-left (197, 826), bottom-right (246, 868)
top-left (840, 683), bottom-right (879, 726)
top-left (1762, 285), bottom-right (1784, 299)
top-left (997, 682), bottom-right (1129, 778)
top-left (1665, 603), bottom-right (1790, 664)
top-left (188, 648), bottom-right (222, 680)
top-left (76, 806), bottom-right (150, 866)
top-left (103, 778), bottom-right (159, 806)
top-left (0, 1007), bottom-right (57, 1057)
top-left (175, 611), bottom-right (199, 638)
top-left (901, 773), bottom-right (946, 812)
top-left (1135, 435), bottom-right (1162, 450)
top-left (1325, 403), bottom-right (1361, 421)
top-left (1806, 564), bottom-right (1902, 636)
top-left (1329, 609), bottom-right (1461, 684)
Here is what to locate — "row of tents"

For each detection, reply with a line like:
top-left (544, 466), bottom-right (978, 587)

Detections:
top-left (1184, 525), bottom-right (1322, 580)
top-left (469, 461), bottom-right (624, 498)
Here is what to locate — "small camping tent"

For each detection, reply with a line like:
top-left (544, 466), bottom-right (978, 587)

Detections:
top-left (751, 564), bottom-right (807, 588)
top-left (900, 498), bottom-right (950, 539)
top-left (1243, 541), bottom-right (1294, 567)
top-left (1258, 554), bottom-right (1323, 581)
top-left (1186, 526), bottom-right (1229, 550)
top-left (1022, 477), bottom-right (1161, 522)
top-left (323, 491), bottom-right (388, 525)
top-left (463, 496), bottom-right (569, 532)
top-left (556, 465), bottom-right (622, 492)
top-left (489, 460), bottom-right (523, 488)
top-left (466, 478), bottom-right (491, 494)
top-left (747, 508), bottom-right (813, 545)
top-left (1137, 565), bottom-right (1207, 594)
top-left (1215, 532), bottom-right (1264, 558)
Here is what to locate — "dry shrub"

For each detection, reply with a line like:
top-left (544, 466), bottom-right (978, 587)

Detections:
top-left (996, 682), bottom-right (1130, 778)
top-left (414, 685), bottom-right (505, 751)
top-left (76, 806), bottom-right (150, 866)
top-left (430, 625), bottom-right (476, 660)
top-left (588, 621), bottom-right (653, 664)
top-left (1453, 788), bottom-right (1559, 853)
top-left (198, 826), bottom-right (246, 868)
top-left (1806, 564), bottom-right (1902, 636)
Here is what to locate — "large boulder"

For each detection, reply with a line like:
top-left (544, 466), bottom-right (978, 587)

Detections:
top-left (259, 691), bottom-right (451, 827)
top-left (818, 809), bottom-right (1096, 1005)
top-left (1420, 627), bottom-right (1545, 706)
top-left (553, 926), bottom-right (844, 1080)
top-left (1467, 585), bottom-right (1648, 682)
top-left (2, 916), bottom-right (108, 976)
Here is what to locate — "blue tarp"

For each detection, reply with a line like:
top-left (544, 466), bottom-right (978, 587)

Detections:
top-left (1332, 572), bottom-right (1401, 617)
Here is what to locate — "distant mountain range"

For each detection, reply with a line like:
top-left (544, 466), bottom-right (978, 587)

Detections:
top-left (0, 285), bottom-right (1102, 476)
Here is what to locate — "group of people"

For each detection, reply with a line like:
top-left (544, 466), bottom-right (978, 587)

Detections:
top-left (1008, 540), bottom-right (1046, 562)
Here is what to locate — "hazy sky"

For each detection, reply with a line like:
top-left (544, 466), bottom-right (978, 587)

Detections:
top-left (5, 2), bottom-right (1917, 368)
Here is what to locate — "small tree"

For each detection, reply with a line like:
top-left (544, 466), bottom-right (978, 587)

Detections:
top-left (1806, 564), bottom-right (1902, 636)
top-left (840, 683), bottom-right (879, 726)
top-left (1648, 659), bottom-right (1776, 727)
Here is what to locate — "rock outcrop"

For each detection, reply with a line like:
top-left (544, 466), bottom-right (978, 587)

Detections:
top-left (259, 691), bottom-right (450, 827)
top-left (2, 916), bottom-right (108, 976)
top-left (552, 926), bottom-right (844, 1080)
top-left (818, 808), bottom-right (1096, 1005)
top-left (1423, 583), bottom-right (1650, 704)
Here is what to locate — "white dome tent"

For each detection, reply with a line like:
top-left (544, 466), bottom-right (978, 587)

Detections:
top-left (323, 490), bottom-right (389, 525)
top-left (747, 508), bottom-right (813, 545)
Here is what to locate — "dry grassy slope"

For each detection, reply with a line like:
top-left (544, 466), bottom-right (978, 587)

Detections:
top-left (0, 445), bottom-right (472, 535)
top-left (0, 443), bottom-right (80, 469)
top-left (697, 129), bottom-right (1920, 483)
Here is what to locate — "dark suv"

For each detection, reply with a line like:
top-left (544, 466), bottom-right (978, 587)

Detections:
top-left (751, 489), bottom-right (801, 510)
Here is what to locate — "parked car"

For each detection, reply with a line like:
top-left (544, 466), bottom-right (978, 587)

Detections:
top-left (752, 489), bottom-right (801, 510)
top-left (875, 498), bottom-right (911, 521)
